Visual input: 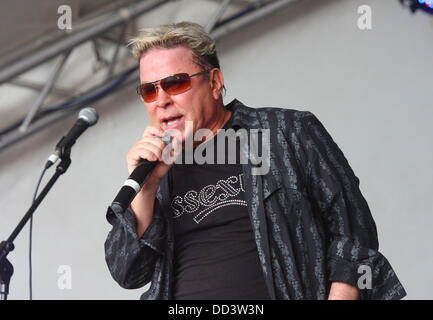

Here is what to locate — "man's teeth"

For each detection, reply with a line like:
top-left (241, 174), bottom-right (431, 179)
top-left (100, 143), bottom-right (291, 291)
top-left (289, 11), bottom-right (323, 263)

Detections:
top-left (167, 117), bottom-right (181, 126)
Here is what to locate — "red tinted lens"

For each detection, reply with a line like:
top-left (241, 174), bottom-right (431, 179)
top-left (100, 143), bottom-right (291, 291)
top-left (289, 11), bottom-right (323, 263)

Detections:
top-left (160, 73), bottom-right (191, 95)
top-left (139, 83), bottom-right (158, 102)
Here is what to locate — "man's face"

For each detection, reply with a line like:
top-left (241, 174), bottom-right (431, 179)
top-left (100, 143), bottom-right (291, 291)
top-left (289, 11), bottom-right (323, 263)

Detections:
top-left (139, 46), bottom-right (221, 142)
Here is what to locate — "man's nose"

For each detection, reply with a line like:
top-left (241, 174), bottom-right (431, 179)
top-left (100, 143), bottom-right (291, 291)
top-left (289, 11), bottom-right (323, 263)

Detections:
top-left (154, 85), bottom-right (172, 108)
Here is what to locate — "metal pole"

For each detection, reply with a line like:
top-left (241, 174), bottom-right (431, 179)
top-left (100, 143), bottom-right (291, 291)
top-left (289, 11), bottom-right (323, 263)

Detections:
top-left (211, 0), bottom-right (301, 40)
top-left (10, 79), bottom-right (74, 97)
top-left (107, 25), bottom-right (127, 79)
top-left (0, 69), bottom-right (139, 152)
top-left (205, 0), bottom-right (232, 33)
top-left (19, 51), bottom-right (71, 132)
top-left (0, 0), bottom-right (168, 84)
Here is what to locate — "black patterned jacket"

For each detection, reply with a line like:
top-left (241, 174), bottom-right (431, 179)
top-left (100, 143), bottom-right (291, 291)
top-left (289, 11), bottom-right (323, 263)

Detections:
top-left (104, 99), bottom-right (406, 300)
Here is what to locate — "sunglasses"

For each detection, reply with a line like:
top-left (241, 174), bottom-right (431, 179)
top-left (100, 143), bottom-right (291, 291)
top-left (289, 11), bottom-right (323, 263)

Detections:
top-left (136, 70), bottom-right (209, 103)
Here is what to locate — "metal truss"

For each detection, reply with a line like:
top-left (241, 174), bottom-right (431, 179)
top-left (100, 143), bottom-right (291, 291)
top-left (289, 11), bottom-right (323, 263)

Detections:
top-left (0, 0), bottom-right (301, 153)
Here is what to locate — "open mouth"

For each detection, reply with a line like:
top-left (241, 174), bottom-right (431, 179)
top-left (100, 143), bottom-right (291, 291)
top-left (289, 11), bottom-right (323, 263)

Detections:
top-left (162, 115), bottom-right (184, 129)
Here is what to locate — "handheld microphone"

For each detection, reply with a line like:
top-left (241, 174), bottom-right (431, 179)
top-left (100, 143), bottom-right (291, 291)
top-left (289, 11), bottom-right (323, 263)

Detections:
top-left (110, 134), bottom-right (172, 212)
top-left (45, 107), bottom-right (99, 169)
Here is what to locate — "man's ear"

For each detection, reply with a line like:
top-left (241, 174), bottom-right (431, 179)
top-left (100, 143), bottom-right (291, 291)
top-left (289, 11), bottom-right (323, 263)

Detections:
top-left (210, 68), bottom-right (224, 100)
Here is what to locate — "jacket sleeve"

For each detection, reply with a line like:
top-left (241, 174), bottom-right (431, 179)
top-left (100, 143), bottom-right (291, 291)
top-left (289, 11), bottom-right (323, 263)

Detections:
top-left (298, 111), bottom-right (406, 300)
top-left (104, 198), bottom-right (166, 289)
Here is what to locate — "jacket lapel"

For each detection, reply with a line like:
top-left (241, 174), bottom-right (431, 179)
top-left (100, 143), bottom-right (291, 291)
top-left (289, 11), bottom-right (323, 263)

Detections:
top-left (230, 100), bottom-right (277, 300)
top-left (241, 162), bottom-right (277, 300)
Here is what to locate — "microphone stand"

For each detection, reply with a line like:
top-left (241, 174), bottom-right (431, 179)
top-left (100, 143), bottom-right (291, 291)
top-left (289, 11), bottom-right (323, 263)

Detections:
top-left (0, 148), bottom-right (72, 300)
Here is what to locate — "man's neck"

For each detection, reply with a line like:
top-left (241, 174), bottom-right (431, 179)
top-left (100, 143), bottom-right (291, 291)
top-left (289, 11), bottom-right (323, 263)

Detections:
top-left (193, 103), bottom-right (232, 147)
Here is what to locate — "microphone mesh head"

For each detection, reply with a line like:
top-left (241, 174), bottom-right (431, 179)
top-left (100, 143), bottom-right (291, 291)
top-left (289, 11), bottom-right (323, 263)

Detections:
top-left (79, 107), bottom-right (99, 126)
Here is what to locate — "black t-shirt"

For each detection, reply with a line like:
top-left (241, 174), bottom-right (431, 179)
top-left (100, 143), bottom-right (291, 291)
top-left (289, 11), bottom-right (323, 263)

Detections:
top-left (168, 116), bottom-right (270, 300)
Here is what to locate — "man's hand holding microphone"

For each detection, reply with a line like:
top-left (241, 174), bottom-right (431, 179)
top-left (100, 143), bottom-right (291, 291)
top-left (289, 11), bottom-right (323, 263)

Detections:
top-left (125, 126), bottom-right (180, 238)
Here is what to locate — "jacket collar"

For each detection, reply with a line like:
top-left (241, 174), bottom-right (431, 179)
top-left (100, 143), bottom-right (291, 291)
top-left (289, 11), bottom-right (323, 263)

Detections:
top-left (224, 99), bottom-right (263, 131)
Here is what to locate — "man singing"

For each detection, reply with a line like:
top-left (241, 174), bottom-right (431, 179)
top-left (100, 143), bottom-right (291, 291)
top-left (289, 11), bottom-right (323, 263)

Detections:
top-left (104, 22), bottom-right (406, 300)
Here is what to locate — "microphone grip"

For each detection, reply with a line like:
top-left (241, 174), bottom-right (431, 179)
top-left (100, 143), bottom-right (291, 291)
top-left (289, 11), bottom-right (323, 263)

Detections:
top-left (111, 159), bottom-right (158, 211)
top-left (56, 119), bottom-right (88, 150)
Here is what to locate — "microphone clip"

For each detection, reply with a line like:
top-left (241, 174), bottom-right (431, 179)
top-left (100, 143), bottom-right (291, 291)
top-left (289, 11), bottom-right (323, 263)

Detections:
top-left (45, 137), bottom-right (72, 169)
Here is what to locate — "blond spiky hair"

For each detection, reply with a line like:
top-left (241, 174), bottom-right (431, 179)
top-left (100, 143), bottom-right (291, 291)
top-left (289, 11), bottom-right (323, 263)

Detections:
top-left (129, 21), bottom-right (221, 71)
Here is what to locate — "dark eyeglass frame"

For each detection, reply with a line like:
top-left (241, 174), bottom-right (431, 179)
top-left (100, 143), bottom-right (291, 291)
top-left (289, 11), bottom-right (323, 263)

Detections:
top-left (136, 70), bottom-right (210, 102)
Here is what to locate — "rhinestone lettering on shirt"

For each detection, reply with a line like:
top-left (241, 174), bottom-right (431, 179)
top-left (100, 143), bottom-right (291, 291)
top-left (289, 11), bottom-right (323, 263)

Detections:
top-left (171, 173), bottom-right (247, 224)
